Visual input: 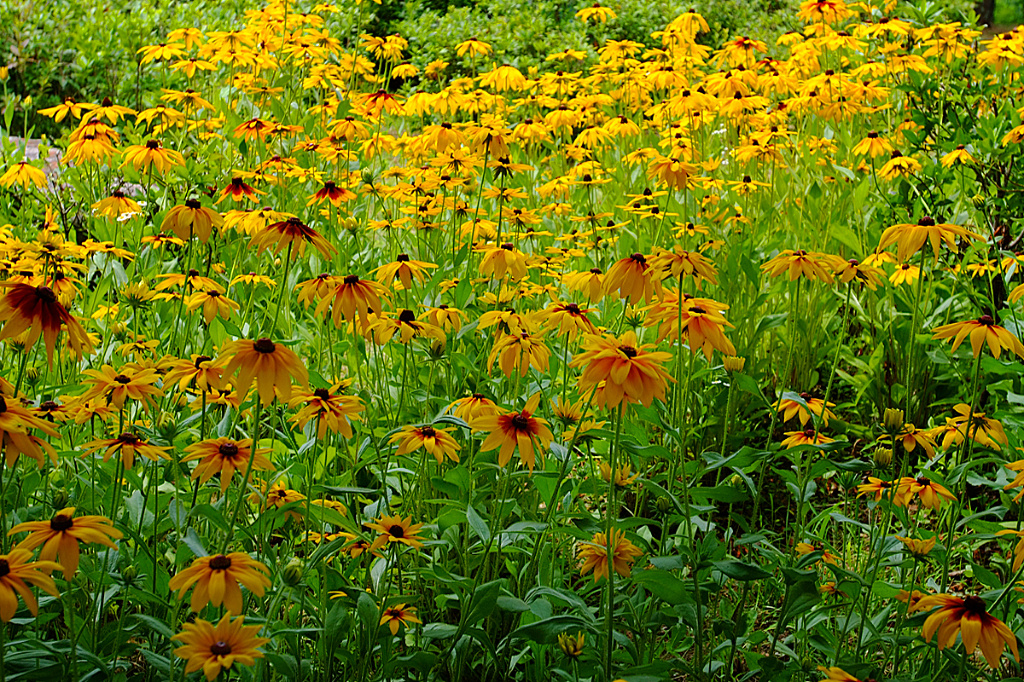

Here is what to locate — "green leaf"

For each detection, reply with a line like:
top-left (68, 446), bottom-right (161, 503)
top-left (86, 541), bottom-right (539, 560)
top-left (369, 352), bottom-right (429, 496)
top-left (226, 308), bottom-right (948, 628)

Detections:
top-left (356, 591), bottom-right (377, 632)
top-left (466, 504), bottom-right (491, 544)
top-left (632, 569), bottom-right (692, 605)
top-left (712, 560), bottom-right (771, 582)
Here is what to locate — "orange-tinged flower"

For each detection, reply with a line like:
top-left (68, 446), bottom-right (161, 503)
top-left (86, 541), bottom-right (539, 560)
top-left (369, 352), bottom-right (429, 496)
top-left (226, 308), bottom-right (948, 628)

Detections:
top-left (182, 438), bottom-right (273, 495)
top-left (761, 249), bottom-right (838, 283)
top-left (644, 292), bottom-right (736, 360)
top-left (169, 553), bottom-right (272, 614)
top-left (8, 507), bottom-right (121, 579)
top-left (816, 667), bottom-right (863, 682)
top-left (932, 315), bottom-right (1024, 360)
top-left (0, 549), bottom-right (62, 622)
top-left (81, 364), bottom-right (163, 410)
top-left (186, 289), bottom-right (240, 324)
top-left (487, 331), bottom-right (551, 378)
top-left (447, 393), bottom-right (500, 422)
top-left (478, 243), bottom-right (528, 281)
top-left (121, 139), bottom-right (185, 173)
top-left (0, 283), bottom-right (93, 366)
top-left (474, 394), bottom-right (554, 472)
top-left (0, 162), bottom-right (47, 189)
top-left (372, 254), bottom-right (437, 290)
top-left (314, 275), bottom-right (387, 328)
top-left (389, 424), bottom-right (460, 464)
top-left (896, 589), bottom-right (929, 614)
top-left (604, 253), bottom-right (659, 305)
top-left (918, 594), bottom-right (1019, 668)
top-left (0, 394), bottom-right (60, 467)
top-left (161, 199), bottom-right (224, 243)
top-left (571, 331), bottom-right (674, 409)
top-left (855, 477), bottom-right (895, 502)
top-left (82, 432), bottom-right (172, 469)
top-left (380, 604), bottom-right (422, 634)
top-left (897, 476), bottom-right (955, 510)
top-left (251, 217), bottom-right (335, 260)
top-left (781, 429), bottom-right (835, 449)
top-left (577, 528), bottom-right (643, 582)
top-left (172, 613), bottom-right (269, 681)
top-left (220, 338), bottom-right (309, 406)
top-left (289, 385), bottom-right (364, 439)
top-left (775, 394), bottom-right (836, 427)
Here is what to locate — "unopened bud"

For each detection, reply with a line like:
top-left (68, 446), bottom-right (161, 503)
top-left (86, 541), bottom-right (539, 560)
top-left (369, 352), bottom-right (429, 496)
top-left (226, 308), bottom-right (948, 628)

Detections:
top-left (883, 408), bottom-right (904, 433)
top-left (283, 557), bottom-right (304, 586)
top-left (723, 356), bottom-right (745, 372)
top-left (873, 446), bottom-right (893, 468)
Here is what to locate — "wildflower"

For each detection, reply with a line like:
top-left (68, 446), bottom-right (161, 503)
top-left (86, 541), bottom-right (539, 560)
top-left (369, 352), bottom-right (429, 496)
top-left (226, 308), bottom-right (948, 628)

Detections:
top-left (82, 432), bottom-right (172, 469)
top-left (932, 315), bottom-right (1024, 360)
top-left (92, 191), bottom-right (142, 219)
top-left (576, 3), bottom-right (616, 22)
top-left (172, 613), bottom-right (269, 681)
top-left (8, 507), bottom-right (121, 579)
top-left (479, 243), bottom-right (529, 281)
top-left (572, 331), bottom-right (673, 408)
top-left (187, 289), bottom-right (240, 324)
top-left (878, 216), bottom-right (983, 263)
top-left (897, 476), bottom-right (955, 510)
top-left (474, 394), bottom-right (554, 472)
top-left (81, 365), bottom-right (163, 410)
top-left (540, 302), bottom-right (598, 340)
top-left (163, 354), bottom-right (225, 393)
top-left (879, 423), bottom-right (936, 459)
top-left (876, 151), bottom-right (922, 180)
top-left (182, 438), bottom-right (273, 494)
top-left (918, 594), bottom-right (1019, 668)
top-left (365, 514), bottom-right (425, 550)
top-left (315, 275), bottom-right (388, 328)
top-left (600, 462), bottom-right (639, 487)
top-left (604, 253), bottom-right (659, 304)
top-left (389, 424), bottom-right (460, 464)
top-left (761, 250), bottom-right (838, 283)
top-left (851, 131), bottom-right (893, 158)
top-left (161, 199), bottom-right (224, 243)
top-left (0, 283), bottom-right (93, 365)
top-left (0, 549), bottom-right (61, 622)
top-left (948, 403), bottom-right (1007, 450)
top-left (289, 385), bottom-right (364, 439)
top-left (168, 553), bottom-right (272, 614)
top-left (896, 589), bottom-right (929, 614)
top-left (577, 528), bottom-right (643, 582)
top-left (379, 604), bottom-right (421, 634)
top-left (367, 309), bottom-right (447, 345)
top-left (122, 139), bottom-right (185, 173)
top-left (563, 268), bottom-right (606, 303)
top-left (0, 395), bottom-right (60, 467)
top-left (558, 631), bottom-right (585, 658)
top-left (487, 331), bottom-right (551, 378)
top-left (781, 429), bottom-right (835, 448)
top-left (856, 477), bottom-right (894, 502)
top-left (648, 246), bottom-right (718, 287)
top-left (795, 541), bottom-right (839, 565)
top-left (251, 216), bottom-right (336, 260)
top-left (448, 394), bottom-right (500, 422)
top-left (834, 259), bottom-right (885, 290)
top-left (775, 394), bottom-right (836, 427)
top-left (372, 254), bottom-right (437, 290)
top-left (0, 162), bottom-right (47, 189)
top-left (896, 535), bottom-right (936, 559)
top-left (816, 668), bottom-right (865, 682)
top-left (220, 338), bottom-right (309, 406)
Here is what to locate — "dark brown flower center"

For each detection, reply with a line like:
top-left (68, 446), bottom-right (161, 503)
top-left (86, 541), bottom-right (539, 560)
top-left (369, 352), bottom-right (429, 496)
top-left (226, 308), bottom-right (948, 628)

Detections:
top-left (0, 559), bottom-right (8, 577)
top-left (254, 338), bottom-right (276, 353)
top-left (314, 388), bottom-right (331, 400)
top-left (40, 400), bottom-right (58, 411)
top-left (210, 641), bottom-right (232, 656)
top-left (388, 524), bottom-right (405, 538)
top-left (619, 345), bottom-right (638, 358)
top-left (916, 476), bottom-right (930, 486)
top-left (590, 267), bottom-right (602, 275)
top-left (194, 355), bottom-right (212, 368)
top-left (511, 413), bottom-right (531, 429)
top-left (565, 303), bottom-right (582, 314)
top-left (36, 286), bottom-right (57, 303)
top-left (145, 139), bottom-right (161, 149)
top-left (629, 253), bottom-right (646, 264)
top-left (962, 595), bottom-right (988, 615)
top-left (114, 375), bottom-right (131, 384)
top-left (978, 315), bottom-right (994, 326)
top-left (918, 216), bottom-right (936, 227)
top-left (396, 253), bottom-right (410, 262)
top-left (344, 274), bottom-right (360, 285)
top-left (420, 426), bottom-right (436, 437)
top-left (398, 309), bottom-right (416, 323)
top-left (501, 243), bottom-right (514, 251)
top-left (0, 397), bottom-right (6, 414)
top-left (50, 514), bottom-right (74, 532)
top-left (209, 554), bottom-right (232, 570)
top-left (118, 433), bottom-right (141, 445)
top-left (218, 442), bottom-right (239, 458)
top-left (690, 306), bottom-right (706, 315)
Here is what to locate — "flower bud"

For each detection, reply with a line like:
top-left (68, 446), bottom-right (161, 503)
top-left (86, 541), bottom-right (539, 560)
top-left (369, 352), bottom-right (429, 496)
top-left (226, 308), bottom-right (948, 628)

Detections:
top-left (723, 356), bottom-right (746, 372)
top-left (883, 408), bottom-right (904, 432)
top-left (24, 367), bottom-right (40, 386)
top-left (122, 565), bottom-right (139, 586)
top-left (873, 446), bottom-right (893, 469)
top-left (282, 557), bottom-right (304, 586)
top-left (655, 497), bottom-right (672, 513)
top-left (51, 488), bottom-right (69, 510)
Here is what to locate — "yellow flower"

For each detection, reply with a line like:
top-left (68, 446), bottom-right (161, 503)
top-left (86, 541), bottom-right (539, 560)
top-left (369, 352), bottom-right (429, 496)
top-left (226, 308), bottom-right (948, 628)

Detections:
top-left (932, 315), bottom-right (1024, 360)
top-left (918, 594), bottom-right (1019, 668)
top-left (379, 604), bottom-right (421, 634)
top-left (172, 613), bottom-right (269, 681)
top-left (577, 528), bottom-right (643, 582)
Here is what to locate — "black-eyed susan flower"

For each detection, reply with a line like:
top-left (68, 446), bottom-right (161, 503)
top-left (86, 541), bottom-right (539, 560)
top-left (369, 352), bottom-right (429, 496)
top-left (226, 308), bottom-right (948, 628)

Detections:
top-left (878, 216), bottom-right (982, 263)
top-left (314, 275), bottom-right (387, 328)
top-left (372, 254), bottom-right (437, 290)
top-left (781, 429), bottom-right (835, 449)
top-left (289, 385), bottom-right (364, 439)
top-left (251, 217), bottom-right (335, 260)
top-left (82, 432), bottom-right (172, 469)
top-left (447, 393), bottom-right (500, 422)
top-left (897, 476), bottom-right (955, 510)
top-left (182, 438), bottom-right (273, 494)
top-left (918, 594), bottom-right (1019, 668)
top-left (479, 243), bottom-right (528, 281)
top-left (121, 139), bottom-right (185, 173)
top-left (389, 424), bottom-right (460, 464)
top-left (186, 289), bottom-right (240, 324)
top-left (604, 253), bottom-right (659, 304)
top-left (161, 199), bottom-right (224, 243)
top-left (365, 514), bottom-right (425, 550)
top-left (855, 477), bottom-right (895, 502)
top-left (487, 331), bottom-right (551, 378)
top-left (172, 613), bottom-right (269, 681)
top-left (81, 364), bottom-right (163, 410)
top-left (761, 249), bottom-right (839, 283)
top-left (577, 528), bottom-right (643, 582)
top-left (163, 355), bottom-right (225, 393)
top-left (0, 162), bottom-right (47, 189)
top-left (571, 331), bottom-right (674, 408)
top-left (380, 604), bottom-right (421, 634)
top-left (8, 507), bottom-right (121, 579)
top-left (0, 395), bottom-right (60, 467)
top-left (168, 553), bottom-right (272, 614)
top-left (220, 338), bottom-right (309, 406)
top-left (775, 393), bottom-right (836, 427)
top-left (0, 283), bottom-right (92, 366)
top-left (932, 315), bottom-right (1024, 360)
top-left (474, 394), bottom-right (554, 472)
top-left (0, 549), bottom-right (62, 621)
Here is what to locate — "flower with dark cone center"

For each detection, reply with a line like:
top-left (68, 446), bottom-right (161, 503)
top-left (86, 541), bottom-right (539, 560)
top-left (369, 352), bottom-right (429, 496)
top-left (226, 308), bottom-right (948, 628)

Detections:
top-left (218, 442), bottom-right (239, 458)
top-left (50, 514), bottom-right (74, 532)
top-left (978, 315), bottom-right (995, 326)
top-left (194, 355), bottom-right (212, 368)
top-left (962, 595), bottom-right (988, 615)
top-left (420, 426), bottom-right (436, 438)
top-left (690, 306), bottom-right (706, 315)
top-left (891, 150), bottom-right (903, 159)
top-left (210, 641), bottom-right (232, 656)
top-left (344, 274), bottom-right (360, 284)
top-left (565, 303), bottom-right (582, 314)
top-left (398, 309), bottom-right (416, 323)
top-left (185, 197), bottom-right (202, 211)
top-left (114, 375), bottom-right (131, 384)
top-left (0, 396), bottom-right (7, 413)
top-left (254, 338), bottom-right (276, 353)
top-left (314, 388), bottom-right (331, 401)
top-left (629, 253), bottom-right (646, 264)
top-left (803, 428), bottom-right (816, 438)
top-left (37, 286), bottom-right (57, 303)
top-left (742, 175), bottom-right (752, 183)
top-left (918, 216), bottom-right (936, 227)
top-left (145, 139), bottom-right (161, 150)
top-left (438, 304), bottom-right (449, 310)
top-left (0, 559), bottom-right (9, 577)
top-left (916, 476), bottom-right (930, 486)
top-left (396, 253), bottom-right (410, 262)
top-left (619, 345), bottom-right (638, 358)
top-left (501, 242), bottom-right (514, 251)
top-left (209, 554), bottom-right (232, 570)
top-left (472, 393), bottom-right (485, 399)
top-left (511, 413), bottom-right (531, 429)
top-left (118, 433), bottom-right (141, 445)
top-left (388, 525), bottom-right (405, 538)
top-left (582, 174), bottom-right (592, 182)
top-left (40, 400), bottom-right (58, 411)
top-left (590, 267), bottom-right (602, 274)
